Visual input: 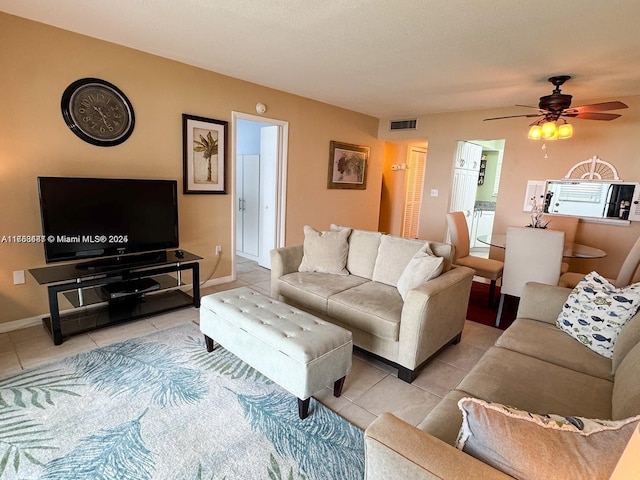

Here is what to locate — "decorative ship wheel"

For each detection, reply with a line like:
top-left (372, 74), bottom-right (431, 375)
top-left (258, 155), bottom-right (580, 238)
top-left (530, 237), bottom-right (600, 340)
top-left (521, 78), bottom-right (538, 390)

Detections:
top-left (564, 155), bottom-right (620, 181)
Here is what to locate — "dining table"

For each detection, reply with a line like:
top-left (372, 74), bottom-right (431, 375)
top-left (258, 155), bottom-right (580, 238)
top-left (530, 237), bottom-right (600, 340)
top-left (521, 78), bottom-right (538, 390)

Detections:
top-left (476, 234), bottom-right (607, 259)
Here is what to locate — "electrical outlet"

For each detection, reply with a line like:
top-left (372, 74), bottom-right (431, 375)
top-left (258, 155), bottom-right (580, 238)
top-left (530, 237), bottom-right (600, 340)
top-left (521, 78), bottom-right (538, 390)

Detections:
top-left (430, 189), bottom-right (439, 197)
top-left (13, 270), bottom-right (26, 285)
top-left (215, 245), bottom-right (222, 256)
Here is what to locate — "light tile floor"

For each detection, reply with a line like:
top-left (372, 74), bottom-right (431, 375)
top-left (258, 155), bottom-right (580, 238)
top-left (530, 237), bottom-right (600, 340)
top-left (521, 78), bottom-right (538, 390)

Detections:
top-left (0, 256), bottom-right (502, 431)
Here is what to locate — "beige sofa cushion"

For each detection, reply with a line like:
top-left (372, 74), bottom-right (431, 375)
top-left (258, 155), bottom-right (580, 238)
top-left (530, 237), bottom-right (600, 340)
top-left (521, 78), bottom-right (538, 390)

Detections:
top-left (613, 312), bottom-right (640, 373)
top-left (372, 236), bottom-right (426, 286)
top-left (418, 389), bottom-right (471, 445)
top-left (612, 342), bottom-right (640, 420)
top-left (456, 397), bottom-right (639, 480)
top-left (496, 318), bottom-right (613, 380)
top-left (330, 225), bottom-right (383, 279)
top-left (327, 281), bottom-right (403, 341)
top-left (457, 347), bottom-right (614, 420)
top-left (276, 272), bottom-right (369, 314)
top-left (298, 225), bottom-right (351, 275)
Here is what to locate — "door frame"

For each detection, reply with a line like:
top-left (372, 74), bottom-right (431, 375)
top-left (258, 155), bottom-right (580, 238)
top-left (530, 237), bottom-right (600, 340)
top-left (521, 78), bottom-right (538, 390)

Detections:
top-left (231, 111), bottom-right (289, 276)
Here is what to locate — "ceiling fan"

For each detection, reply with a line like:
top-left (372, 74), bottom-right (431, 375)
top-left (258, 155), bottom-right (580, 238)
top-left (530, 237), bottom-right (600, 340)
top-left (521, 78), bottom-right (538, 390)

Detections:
top-left (484, 75), bottom-right (628, 139)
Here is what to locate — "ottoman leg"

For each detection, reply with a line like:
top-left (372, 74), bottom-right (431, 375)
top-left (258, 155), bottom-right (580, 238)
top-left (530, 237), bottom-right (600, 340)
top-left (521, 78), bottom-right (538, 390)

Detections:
top-left (298, 398), bottom-right (310, 419)
top-left (204, 335), bottom-right (215, 352)
top-left (333, 376), bottom-right (346, 397)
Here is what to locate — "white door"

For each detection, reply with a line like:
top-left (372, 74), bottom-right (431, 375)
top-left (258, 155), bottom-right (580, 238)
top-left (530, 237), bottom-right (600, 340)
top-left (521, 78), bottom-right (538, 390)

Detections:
top-left (402, 146), bottom-right (426, 238)
top-left (258, 126), bottom-right (278, 268)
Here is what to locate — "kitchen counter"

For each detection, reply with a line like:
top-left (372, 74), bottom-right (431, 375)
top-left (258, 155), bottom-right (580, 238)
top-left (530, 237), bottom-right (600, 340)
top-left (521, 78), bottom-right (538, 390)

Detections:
top-left (474, 200), bottom-right (496, 211)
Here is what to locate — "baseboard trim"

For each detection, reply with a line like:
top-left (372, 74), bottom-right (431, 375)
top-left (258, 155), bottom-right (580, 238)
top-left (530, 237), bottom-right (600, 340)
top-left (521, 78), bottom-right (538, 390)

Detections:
top-left (0, 315), bottom-right (44, 334)
top-left (201, 275), bottom-right (234, 289)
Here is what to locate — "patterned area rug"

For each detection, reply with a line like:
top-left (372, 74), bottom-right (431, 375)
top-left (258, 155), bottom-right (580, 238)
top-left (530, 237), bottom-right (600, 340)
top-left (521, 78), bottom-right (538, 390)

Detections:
top-left (0, 323), bottom-right (364, 480)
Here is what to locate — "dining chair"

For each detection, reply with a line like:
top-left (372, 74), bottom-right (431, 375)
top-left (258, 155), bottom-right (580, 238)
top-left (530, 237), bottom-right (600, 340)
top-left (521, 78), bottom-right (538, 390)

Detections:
top-left (446, 211), bottom-right (504, 306)
top-left (545, 215), bottom-right (579, 273)
top-left (558, 235), bottom-right (640, 289)
top-left (496, 227), bottom-right (565, 326)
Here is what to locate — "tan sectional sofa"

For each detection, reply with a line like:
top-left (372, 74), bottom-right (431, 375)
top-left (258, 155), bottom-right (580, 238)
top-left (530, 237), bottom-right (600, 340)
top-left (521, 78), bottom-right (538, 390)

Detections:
top-left (270, 227), bottom-right (475, 382)
top-left (364, 282), bottom-right (640, 479)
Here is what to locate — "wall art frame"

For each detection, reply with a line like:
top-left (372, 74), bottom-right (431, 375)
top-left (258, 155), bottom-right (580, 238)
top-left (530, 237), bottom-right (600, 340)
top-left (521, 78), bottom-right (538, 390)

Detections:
top-left (327, 140), bottom-right (369, 190)
top-left (182, 114), bottom-right (228, 194)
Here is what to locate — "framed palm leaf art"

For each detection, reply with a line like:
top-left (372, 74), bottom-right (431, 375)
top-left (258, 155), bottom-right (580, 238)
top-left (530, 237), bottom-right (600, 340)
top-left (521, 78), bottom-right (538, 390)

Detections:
top-left (327, 141), bottom-right (369, 190)
top-left (182, 114), bottom-right (228, 194)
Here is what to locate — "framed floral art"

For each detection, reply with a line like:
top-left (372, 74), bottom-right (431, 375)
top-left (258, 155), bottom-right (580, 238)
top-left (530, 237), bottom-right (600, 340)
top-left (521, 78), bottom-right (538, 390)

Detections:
top-left (327, 141), bottom-right (369, 190)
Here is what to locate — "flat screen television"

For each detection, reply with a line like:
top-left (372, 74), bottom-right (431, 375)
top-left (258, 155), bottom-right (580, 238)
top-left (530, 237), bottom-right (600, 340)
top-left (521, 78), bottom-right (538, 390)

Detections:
top-left (38, 177), bottom-right (179, 267)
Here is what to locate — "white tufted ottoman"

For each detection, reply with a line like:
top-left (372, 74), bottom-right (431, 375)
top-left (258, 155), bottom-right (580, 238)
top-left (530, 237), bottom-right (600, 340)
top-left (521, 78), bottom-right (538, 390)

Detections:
top-left (200, 287), bottom-right (353, 419)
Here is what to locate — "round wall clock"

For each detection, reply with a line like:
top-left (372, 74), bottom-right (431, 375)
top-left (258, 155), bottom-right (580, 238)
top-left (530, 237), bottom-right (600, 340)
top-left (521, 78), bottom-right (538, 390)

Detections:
top-left (61, 78), bottom-right (135, 147)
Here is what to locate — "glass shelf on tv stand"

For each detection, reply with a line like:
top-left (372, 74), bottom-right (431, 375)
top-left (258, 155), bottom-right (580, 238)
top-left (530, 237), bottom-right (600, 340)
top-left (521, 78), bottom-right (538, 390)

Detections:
top-left (61, 273), bottom-right (183, 308)
top-left (29, 250), bottom-right (202, 345)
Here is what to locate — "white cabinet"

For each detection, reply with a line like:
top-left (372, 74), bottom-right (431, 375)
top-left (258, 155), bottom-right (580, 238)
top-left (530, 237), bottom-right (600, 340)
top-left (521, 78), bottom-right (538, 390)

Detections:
top-left (450, 141), bottom-right (484, 234)
top-left (454, 141), bottom-right (483, 171)
top-left (236, 154), bottom-right (260, 258)
top-left (470, 210), bottom-right (495, 247)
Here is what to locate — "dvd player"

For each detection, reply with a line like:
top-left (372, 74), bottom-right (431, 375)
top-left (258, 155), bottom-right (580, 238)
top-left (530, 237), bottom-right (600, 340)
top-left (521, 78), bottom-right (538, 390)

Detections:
top-left (101, 278), bottom-right (160, 300)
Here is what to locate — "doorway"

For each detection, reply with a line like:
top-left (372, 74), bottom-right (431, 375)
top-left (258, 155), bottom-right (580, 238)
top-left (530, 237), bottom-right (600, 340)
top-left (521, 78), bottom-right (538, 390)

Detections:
top-left (378, 139), bottom-right (428, 237)
top-left (232, 112), bottom-right (289, 270)
top-left (448, 139), bottom-right (505, 256)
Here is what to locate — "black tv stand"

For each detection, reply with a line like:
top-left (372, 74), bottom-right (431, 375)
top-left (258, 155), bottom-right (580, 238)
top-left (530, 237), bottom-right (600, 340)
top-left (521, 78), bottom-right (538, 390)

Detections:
top-left (29, 250), bottom-right (201, 345)
top-left (75, 251), bottom-right (168, 272)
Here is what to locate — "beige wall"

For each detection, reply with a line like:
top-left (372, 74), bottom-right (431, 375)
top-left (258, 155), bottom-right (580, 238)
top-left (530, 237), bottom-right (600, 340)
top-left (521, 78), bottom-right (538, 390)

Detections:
top-left (379, 97), bottom-right (640, 281)
top-left (0, 13), bottom-right (383, 326)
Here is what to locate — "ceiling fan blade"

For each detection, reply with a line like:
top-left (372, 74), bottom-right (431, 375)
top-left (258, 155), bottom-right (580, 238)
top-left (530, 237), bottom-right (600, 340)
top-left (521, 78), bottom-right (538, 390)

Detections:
top-left (483, 114), bottom-right (541, 121)
top-left (570, 101), bottom-right (628, 113)
top-left (514, 104), bottom-right (542, 110)
top-left (562, 111), bottom-right (622, 121)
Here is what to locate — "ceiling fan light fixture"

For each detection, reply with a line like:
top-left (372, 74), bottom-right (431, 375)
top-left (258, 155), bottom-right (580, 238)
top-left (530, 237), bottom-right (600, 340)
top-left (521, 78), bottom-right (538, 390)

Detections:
top-left (486, 76), bottom-right (626, 140)
top-left (541, 120), bottom-right (558, 139)
top-left (558, 122), bottom-right (573, 139)
top-left (528, 124), bottom-right (543, 140)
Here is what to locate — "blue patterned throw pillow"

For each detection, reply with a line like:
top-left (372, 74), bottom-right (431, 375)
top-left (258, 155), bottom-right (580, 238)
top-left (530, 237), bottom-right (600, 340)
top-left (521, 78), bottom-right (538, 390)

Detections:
top-left (556, 272), bottom-right (640, 358)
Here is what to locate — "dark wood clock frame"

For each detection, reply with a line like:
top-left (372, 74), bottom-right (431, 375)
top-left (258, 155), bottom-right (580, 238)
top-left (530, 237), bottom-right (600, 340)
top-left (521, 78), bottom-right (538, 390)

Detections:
top-left (61, 77), bottom-right (135, 147)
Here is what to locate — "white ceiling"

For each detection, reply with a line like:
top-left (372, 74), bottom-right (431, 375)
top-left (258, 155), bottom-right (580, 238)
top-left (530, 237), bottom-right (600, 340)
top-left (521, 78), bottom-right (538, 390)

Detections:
top-left (2, 0), bottom-right (640, 119)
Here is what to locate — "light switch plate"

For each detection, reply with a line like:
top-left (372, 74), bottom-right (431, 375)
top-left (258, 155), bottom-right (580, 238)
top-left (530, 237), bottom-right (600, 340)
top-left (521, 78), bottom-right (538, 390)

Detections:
top-left (430, 189), bottom-right (439, 197)
top-left (13, 270), bottom-right (26, 285)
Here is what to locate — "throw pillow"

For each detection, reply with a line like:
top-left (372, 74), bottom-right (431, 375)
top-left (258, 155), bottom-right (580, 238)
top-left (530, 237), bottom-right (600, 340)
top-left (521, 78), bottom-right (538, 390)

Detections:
top-left (396, 245), bottom-right (444, 301)
top-left (556, 272), bottom-right (640, 358)
top-left (371, 235), bottom-right (426, 286)
top-left (298, 225), bottom-right (351, 275)
top-left (330, 224), bottom-right (383, 279)
top-left (456, 397), bottom-right (640, 480)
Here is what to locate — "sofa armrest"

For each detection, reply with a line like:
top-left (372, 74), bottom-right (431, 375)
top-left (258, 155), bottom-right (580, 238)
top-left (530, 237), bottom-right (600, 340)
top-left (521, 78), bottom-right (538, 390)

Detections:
top-left (397, 265), bottom-right (475, 369)
top-left (364, 413), bottom-right (511, 480)
top-left (516, 282), bottom-right (572, 325)
top-left (270, 245), bottom-right (303, 297)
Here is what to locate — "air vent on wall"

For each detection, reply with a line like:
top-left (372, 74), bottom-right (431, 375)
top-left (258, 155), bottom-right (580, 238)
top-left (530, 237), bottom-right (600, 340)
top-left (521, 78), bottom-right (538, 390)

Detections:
top-left (390, 119), bottom-right (418, 131)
